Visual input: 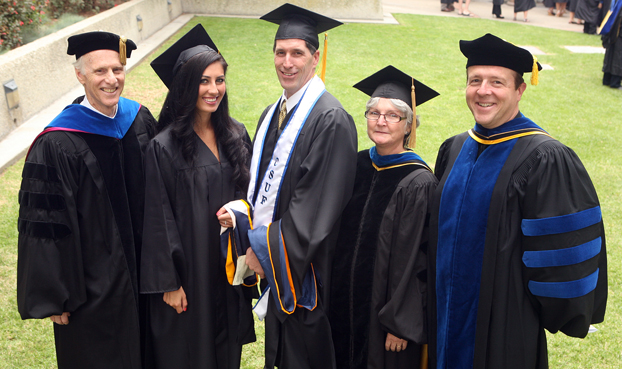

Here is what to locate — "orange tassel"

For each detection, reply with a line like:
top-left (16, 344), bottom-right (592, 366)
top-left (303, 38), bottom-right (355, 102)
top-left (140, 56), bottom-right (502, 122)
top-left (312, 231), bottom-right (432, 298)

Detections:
top-left (320, 33), bottom-right (328, 82)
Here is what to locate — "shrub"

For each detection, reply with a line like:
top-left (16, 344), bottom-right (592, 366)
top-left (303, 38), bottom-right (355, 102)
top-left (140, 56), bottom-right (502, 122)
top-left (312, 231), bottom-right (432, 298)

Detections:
top-left (1, 0), bottom-right (124, 51)
top-left (0, 0), bottom-right (48, 49)
top-left (47, 0), bottom-right (116, 19)
top-left (21, 13), bottom-right (85, 44)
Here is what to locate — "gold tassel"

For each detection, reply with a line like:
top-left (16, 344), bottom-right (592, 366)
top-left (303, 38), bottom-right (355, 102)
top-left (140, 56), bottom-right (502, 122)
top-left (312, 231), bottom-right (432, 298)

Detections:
top-left (409, 77), bottom-right (417, 149)
top-left (119, 36), bottom-right (127, 65)
top-left (320, 33), bottom-right (328, 82)
top-left (530, 55), bottom-right (539, 86)
top-left (420, 344), bottom-right (428, 369)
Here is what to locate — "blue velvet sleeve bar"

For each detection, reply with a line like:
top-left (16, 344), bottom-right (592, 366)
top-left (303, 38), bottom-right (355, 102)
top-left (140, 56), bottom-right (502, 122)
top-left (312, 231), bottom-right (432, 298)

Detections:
top-left (521, 206), bottom-right (602, 236)
top-left (528, 269), bottom-right (599, 299)
top-left (522, 237), bottom-right (602, 268)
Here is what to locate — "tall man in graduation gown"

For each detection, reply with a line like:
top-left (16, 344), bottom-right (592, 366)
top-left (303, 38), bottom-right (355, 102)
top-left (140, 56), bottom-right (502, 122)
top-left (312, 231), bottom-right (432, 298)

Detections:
top-left (17, 31), bottom-right (156, 369)
top-left (242, 4), bottom-right (357, 369)
top-left (428, 34), bottom-right (607, 369)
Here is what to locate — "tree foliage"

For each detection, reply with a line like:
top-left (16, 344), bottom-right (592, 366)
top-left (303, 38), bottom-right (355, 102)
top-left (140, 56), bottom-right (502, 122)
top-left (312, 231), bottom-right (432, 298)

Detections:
top-left (1, 0), bottom-right (125, 50)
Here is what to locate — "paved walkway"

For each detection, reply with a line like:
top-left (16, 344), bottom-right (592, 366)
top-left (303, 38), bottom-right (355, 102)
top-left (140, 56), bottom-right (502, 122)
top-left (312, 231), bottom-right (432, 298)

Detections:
top-left (384, 0), bottom-right (588, 33)
top-left (0, 0), bottom-right (592, 174)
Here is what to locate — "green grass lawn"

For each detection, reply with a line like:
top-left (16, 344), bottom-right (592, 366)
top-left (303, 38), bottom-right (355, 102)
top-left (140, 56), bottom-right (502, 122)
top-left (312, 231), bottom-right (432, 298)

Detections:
top-left (1, 13), bottom-right (620, 368)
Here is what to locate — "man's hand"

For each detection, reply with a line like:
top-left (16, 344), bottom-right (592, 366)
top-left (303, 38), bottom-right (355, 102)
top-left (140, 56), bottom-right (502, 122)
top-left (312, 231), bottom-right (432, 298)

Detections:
top-left (50, 312), bottom-right (71, 325)
top-left (216, 207), bottom-right (233, 228)
top-left (246, 247), bottom-right (265, 279)
top-left (163, 286), bottom-right (188, 314)
top-left (385, 332), bottom-right (408, 352)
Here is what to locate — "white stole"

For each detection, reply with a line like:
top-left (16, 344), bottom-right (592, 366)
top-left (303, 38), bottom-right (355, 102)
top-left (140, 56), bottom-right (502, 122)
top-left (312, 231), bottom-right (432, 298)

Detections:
top-left (247, 76), bottom-right (326, 227)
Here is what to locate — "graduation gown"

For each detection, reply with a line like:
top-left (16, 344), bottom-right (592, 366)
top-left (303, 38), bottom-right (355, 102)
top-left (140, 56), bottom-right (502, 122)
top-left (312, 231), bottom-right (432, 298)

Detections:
top-left (428, 116), bottom-right (607, 369)
top-left (140, 122), bottom-right (256, 369)
top-left (17, 97), bottom-right (156, 369)
top-left (602, 10), bottom-right (622, 77)
top-left (514, 0), bottom-right (536, 12)
top-left (252, 90), bottom-right (358, 369)
top-left (330, 149), bottom-right (437, 369)
top-left (492, 0), bottom-right (504, 17)
top-left (576, 0), bottom-right (601, 24)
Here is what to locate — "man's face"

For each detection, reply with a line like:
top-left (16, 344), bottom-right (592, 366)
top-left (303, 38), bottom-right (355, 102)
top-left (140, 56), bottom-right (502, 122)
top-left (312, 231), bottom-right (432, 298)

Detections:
top-left (76, 49), bottom-right (125, 117)
top-left (465, 65), bottom-right (526, 129)
top-left (274, 38), bottom-right (319, 98)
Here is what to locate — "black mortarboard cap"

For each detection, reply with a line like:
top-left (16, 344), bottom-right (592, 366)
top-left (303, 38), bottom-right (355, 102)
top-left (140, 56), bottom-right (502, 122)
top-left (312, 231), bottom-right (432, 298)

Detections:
top-left (460, 33), bottom-right (542, 84)
top-left (260, 3), bottom-right (343, 50)
top-left (353, 65), bottom-right (439, 108)
top-left (67, 31), bottom-right (136, 64)
top-left (150, 24), bottom-right (219, 89)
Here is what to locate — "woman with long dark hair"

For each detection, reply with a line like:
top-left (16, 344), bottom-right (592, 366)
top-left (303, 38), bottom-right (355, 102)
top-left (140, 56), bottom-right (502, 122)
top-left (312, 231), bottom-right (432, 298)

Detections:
top-left (140, 25), bottom-right (256, 368)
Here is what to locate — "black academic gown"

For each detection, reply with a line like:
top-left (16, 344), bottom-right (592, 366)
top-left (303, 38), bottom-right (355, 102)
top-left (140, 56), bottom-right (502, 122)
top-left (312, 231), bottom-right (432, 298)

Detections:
top-left (140, 122), bottom-right (256, 369)
top-left (492, 0), bottom-right (504, 17)
top-left (253, 91), bottom-right (358, 369)
top-left (602, 10), bottom-right (622, 78)
top-left (330, 150), bottom-right (437, 369)
top-left (576, 0), bottom-right (601, 24)
top-left (514, 0), bottom-right (536, 12)
top-left (17, 98), bottom-right (156, 369)
top-left (428, 125), bottom-right (607, 369)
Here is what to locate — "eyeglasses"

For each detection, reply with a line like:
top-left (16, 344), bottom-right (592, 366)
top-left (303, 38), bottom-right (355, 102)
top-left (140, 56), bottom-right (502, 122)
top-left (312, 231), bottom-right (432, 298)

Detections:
top-left (365, 110), bottom-right (406, 124)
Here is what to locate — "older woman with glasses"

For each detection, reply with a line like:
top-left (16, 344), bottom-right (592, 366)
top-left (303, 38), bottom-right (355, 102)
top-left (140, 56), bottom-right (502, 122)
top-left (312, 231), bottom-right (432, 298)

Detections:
top-left (329, 66), bottom-right (439, 369)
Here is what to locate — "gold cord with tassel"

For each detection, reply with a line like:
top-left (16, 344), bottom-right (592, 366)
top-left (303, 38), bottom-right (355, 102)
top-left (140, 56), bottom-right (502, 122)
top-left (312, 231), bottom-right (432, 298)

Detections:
top-left (408, 77), bottom-right (417, 149)
top-left (505, 38), bottom-right (539, 86)
top-left (119, 36), bottom-right (127, 65)
top-left (319, 33), bottom-right (328, 82)
top-left (420, 344), bottom-right (428, 369)
top-left (530, 55), bottom-right (539, 86)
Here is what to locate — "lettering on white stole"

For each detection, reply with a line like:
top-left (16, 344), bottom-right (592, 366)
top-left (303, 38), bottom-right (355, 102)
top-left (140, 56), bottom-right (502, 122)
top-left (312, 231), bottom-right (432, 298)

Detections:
top-left (247, 76), bottom-right (326, 228)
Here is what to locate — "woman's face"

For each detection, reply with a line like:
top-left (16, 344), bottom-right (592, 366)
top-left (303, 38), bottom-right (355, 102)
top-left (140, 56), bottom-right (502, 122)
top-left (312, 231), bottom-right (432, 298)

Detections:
top-left (366, 98), bottom-right (410, 155)
top-left (195, 61), bottom-right (226, 120)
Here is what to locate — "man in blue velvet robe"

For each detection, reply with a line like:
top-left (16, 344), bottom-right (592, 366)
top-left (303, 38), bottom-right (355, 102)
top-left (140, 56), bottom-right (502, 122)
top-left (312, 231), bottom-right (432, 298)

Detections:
top-left (428, 33), bottom-right (607, 369)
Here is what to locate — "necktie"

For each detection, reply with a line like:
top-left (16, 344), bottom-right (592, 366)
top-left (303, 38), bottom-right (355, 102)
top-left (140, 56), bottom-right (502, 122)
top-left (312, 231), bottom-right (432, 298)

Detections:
top-left (278, 100), bottom-right (287, 129)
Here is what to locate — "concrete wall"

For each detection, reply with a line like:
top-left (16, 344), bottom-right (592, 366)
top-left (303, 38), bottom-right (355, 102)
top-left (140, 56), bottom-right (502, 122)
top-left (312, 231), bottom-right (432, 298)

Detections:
top-left (0, 0), bottom-right (183, 140)
top-left (0, 0), bottom-right (382, 140)
top-left (181, 0), bottom-right (383, 21)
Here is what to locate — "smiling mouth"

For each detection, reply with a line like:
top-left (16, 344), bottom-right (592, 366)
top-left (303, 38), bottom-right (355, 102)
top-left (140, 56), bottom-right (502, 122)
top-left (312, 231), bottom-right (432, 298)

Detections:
top-left (203, 96), bottom-right (218, 103)
top-left (102, 88), bottom-right (117, 93)
top-left (478, 103), bottom-right (494, 107)
top-left (281, 71), bottom-right (297, 77)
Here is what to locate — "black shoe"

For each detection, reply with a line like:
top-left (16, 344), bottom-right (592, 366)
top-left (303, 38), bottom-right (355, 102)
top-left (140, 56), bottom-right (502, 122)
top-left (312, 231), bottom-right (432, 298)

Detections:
top-left (495, 14), bottom-right (505, 19)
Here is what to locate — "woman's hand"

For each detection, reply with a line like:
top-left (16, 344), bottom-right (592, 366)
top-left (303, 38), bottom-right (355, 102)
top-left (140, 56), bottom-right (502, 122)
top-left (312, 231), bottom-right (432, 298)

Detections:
top-left (50, 312), bottom-right (71, 325)
top-left (217, 207), bottom-right (233, 228)
top-left (163, 286), bottom-right (188, 314)
top-left (385, 332), bottom-right (408, 352)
